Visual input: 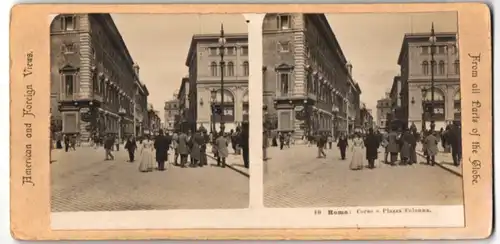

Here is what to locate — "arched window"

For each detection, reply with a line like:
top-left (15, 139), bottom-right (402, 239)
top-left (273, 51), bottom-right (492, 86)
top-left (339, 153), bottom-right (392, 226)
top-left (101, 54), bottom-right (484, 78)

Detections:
top-left (210, 62), bottom-right (218, 76)
top-left (454, 60), bottom-right (460, 74)
top-left (423, 88), bottom-right (445, 102)
top-left (242, 61), bottom-right (249, 76)
top-left (214, 89), bottom-right (235, 123)
top-left (227, 61), bottom-right (234, 76)
top-left (242, 91), bottom-right (249, 122)
top-left (438, 60), bottom-right (445, 75)
top-left (422, 61), bottom-right (429, 75)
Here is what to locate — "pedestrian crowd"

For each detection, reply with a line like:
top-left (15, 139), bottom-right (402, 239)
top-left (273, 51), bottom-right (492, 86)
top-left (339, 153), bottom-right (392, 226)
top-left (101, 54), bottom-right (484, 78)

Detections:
top-left (266, 121), bottom-right (462, 171)
top-left (51, 122), bottom-right (250, 172)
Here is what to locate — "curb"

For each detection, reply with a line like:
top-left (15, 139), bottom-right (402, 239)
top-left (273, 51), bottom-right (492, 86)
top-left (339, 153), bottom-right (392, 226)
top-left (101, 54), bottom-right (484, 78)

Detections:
top-left (416, 151), bottom-right (462, 177)
top-left (206, 153), bottom-right (249, 178)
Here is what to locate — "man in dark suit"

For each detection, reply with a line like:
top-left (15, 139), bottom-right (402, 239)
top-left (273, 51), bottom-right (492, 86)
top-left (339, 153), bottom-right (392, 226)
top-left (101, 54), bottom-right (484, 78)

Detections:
top-left (240, 121), bottom-right (250, 168)
top-left (448, 122), bottom-right (462, 166)
top-left (154, 129), bottom-right (171, 171)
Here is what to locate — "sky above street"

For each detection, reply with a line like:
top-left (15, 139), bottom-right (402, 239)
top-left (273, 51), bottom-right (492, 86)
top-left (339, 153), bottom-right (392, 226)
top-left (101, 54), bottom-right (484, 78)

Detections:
top-left (112, 12), bottom-right (457, 121)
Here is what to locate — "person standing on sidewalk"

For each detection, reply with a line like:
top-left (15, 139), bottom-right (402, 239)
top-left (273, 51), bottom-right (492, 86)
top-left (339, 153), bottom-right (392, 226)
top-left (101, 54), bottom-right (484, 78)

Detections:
top-left (154, 129), bottom-right (171, 171)
top-left (124, 136), bottom-right (137, 162)
top-left (104, 134), bottom-right (115, 160)
top-left (278, 132), bottom-right (285, 150)
top-left (171, 132), bottom-right (179, 165)
top-left (177, 130), bottom-right (190, 168)
top-left (215, 131), bottom-right (229, 168)
top-left (424, 130), bottom-right (439, 166)
top-left (139, 138), bottom-right (154, 172)
top-left (240, 121), bottom-right (250, 169)
top-left (386, 129), bottom-right (399, 165)
top-left (337, 132), bottom-right (349, 160)
top-left (317, 132), bottom-right (327, 158)
top-left (199, 131), bottom-right (209, 167)
top-left (448, 122), bottom-right (462, 166)
top-left (327, 133), bottom-right (333, 149)
top-left (364, 128), bottom-right (380, 169)
top-left (189, 131), bottom-right (203, 167)
top-left (408, 129), bottom-right (418, 165)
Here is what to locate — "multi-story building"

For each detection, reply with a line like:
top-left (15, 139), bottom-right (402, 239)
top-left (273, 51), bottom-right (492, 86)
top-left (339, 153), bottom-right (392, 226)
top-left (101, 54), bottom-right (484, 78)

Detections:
top-left (360, 103), bottom-right (374, 130)
top-left (397, 31), bottom-right (460, 131)
top-left (262, 13), bottom-right (361, 140)
top-left (146, 104), bottom-right (161, 135)
top-left (185, 33), bottom-right (249, 133)
top-left (176, 77), bottom-right (190, 131)
top-left (376, 93), bottom-right (392, 131)
top-left (50, 13), bottom-right (149, 141)
top-left (389, 75), bottom-right (409, 128)
top-left (164, 98), bottom-right (179, 132)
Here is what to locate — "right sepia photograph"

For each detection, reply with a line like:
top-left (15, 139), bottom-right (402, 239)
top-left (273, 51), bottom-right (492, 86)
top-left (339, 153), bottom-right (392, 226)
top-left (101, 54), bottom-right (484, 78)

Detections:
top-left (262, 12), bottom-right (464, 208)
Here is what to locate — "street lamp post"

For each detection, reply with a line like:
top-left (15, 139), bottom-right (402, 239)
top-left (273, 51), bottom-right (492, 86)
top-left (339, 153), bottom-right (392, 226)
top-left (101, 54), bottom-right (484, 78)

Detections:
top-left (218, 23), bottom-right (227, 133)
top-left (345, 89), bottom-right (351, 135)
top-left (332, 106), bottom-right (339, 139)
top-left (210, 89), bottom-right (217, 134)
top-left (429, 23), bottom-right (437, 130)
top-left (118, 106), bottom-right (126, 141)
top-left (421, 87), bottom-right (427, 133)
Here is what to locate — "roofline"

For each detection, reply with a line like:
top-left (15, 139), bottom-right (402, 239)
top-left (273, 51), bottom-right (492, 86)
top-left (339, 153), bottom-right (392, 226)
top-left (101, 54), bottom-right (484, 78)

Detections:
top-left (185, 33), bottom-right (248, 66)
top-left (397, 31), bottom-right (457, 65)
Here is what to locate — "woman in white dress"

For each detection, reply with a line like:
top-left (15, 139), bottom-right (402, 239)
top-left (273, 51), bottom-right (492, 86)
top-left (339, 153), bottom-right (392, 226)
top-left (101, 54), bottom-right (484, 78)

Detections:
top-left (349, 132), bottom-right (365, 170)
top-left (139, 138), bottom-right (154, 172)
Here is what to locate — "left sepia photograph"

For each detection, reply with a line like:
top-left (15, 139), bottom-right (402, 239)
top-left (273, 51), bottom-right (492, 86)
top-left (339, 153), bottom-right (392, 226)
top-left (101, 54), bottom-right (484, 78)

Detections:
top-left (50, 13), bottom-right (250, 212)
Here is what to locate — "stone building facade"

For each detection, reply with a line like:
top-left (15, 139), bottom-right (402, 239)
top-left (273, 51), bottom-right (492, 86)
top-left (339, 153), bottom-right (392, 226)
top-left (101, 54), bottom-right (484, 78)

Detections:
top-left (397, 32), bottom-right (460, 131)
top-left (50, 13), bottom-right (149, 141)
top-left (376, 94), bottom-right (392, 131)
top-left (164, 98), bottom-right (179, 132)
top-left (185, 33), bottom-right (249, 133)
top-left (175, 77), bottom-right (190, 131)
top-left (262, 13), bottom-right (361, 140)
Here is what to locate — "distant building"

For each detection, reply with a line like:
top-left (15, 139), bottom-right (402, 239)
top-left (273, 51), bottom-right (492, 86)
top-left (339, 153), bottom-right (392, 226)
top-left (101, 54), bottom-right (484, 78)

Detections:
top-left (360, 103), bottom-right (374, 130)
top-left (376, 93), bottom-right (392, 131)
top-left (185, 33), bottom-right (249, 132)
top-left (50, 14), bottom-right (149, 141)
top-left (164, 98), bottom-right (179, 132)
top-left (146, 103), bottom-right (161, 135)
top-left (176, 77), bottom-right (190, 131)
top-left (262, 13), bottom-right (361, 139)
top-left (397, 31), bottom-right (460, 131)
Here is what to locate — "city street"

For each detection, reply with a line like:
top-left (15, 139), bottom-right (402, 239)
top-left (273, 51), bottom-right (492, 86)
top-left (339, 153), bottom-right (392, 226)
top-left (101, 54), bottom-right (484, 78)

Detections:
top-left (263, 143), bottom-right (464, 208)
top-left (51, 146), bottom-right (249, 212)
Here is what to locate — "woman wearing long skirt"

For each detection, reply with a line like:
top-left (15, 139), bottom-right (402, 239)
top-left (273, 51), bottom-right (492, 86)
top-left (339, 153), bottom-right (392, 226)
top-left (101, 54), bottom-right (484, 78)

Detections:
top-left (349, 132), bottom-right (365, 170)
top-left (139, 138), bottom-right (154, 172)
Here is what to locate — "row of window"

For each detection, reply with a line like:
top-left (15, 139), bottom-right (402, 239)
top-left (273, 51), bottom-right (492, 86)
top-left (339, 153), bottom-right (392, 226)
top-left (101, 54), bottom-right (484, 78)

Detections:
top-left (420, 45), bottom-right (458, 55)
top-left (209, 61), bottom-right (249, 77)
top-left (421, 60), bottom-right (460, 75)
top-left (208, 46), bottom-right (248, 56)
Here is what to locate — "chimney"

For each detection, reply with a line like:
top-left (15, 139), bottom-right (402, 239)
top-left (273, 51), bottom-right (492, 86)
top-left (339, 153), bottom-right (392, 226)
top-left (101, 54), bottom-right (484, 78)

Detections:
top-left (133, 62), bottom-right (140, 78)
top-left (346, 62), bottom-right (353, 76)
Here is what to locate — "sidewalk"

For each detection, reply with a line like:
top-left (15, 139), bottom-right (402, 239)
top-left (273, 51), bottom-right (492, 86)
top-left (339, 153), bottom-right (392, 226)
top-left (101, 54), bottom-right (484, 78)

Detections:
top-left (205, 145), bottom-right (249, 177)
top-left (416, 144), bottom-right (462, 177)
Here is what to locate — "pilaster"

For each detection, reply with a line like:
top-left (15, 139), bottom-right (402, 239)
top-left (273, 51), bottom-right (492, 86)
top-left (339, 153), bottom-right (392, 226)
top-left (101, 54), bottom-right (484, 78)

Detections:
top-left (78, 14), bottom-right (92, 100)
top-left (292, 14), bottom-right (306, 96)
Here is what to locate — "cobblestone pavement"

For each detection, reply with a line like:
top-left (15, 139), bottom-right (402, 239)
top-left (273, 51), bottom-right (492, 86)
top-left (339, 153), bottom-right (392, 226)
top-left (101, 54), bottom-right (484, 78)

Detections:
top-left (264, 144), bottom-right (464, 208)
top-left (51, 146), bottom-right (249, 212)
